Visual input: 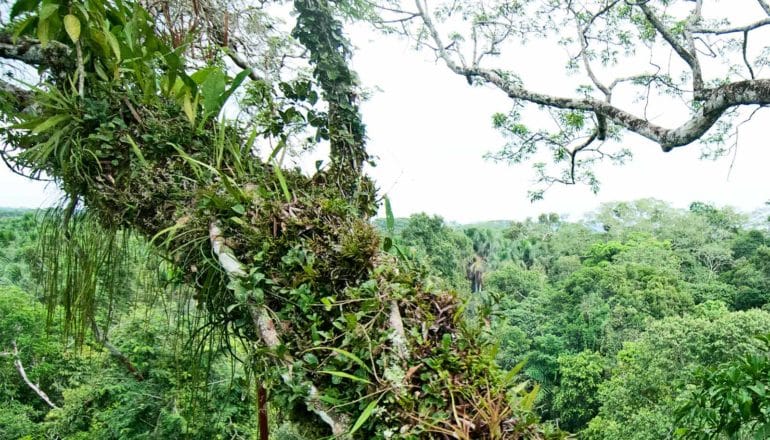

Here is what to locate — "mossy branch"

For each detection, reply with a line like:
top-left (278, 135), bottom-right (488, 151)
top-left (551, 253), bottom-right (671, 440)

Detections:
top-left (208, 222), bottom-right (349, 436)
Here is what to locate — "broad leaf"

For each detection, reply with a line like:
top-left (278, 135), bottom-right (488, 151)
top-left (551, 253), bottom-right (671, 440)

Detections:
top-left (63, 14), bottom-right (80, 43)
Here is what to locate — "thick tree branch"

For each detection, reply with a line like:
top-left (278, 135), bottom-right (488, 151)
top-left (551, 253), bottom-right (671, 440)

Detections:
top-left (223, 46), bottom-right (263, 82)
top-left (473, 66), bottom-right (770, 151)
top-left (0, 35), bottom-right (70, 68)
top-left (0, 36), bottom-right (68, 110)
top-left (414, 4), bottom-right (770, 152)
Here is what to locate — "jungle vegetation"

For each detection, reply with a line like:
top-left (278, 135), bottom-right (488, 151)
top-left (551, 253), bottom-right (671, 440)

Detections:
top-left (4, 200), bottom-right (770, 439)
top-left (2, 0), bottom-right (770, 438)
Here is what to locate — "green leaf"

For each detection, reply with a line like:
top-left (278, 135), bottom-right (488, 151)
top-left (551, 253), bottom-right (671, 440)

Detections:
top-left (63, 14), bottom-right (81, 43)
top-left (504, 359), bottom-right (528, 385)
top-left (36, 17), bottom-right (49, 46)
top-left (182, 92), bottom-right (196, 125)
top-left (754, 422), bottom-right (770, 440)
top-left (103, 28), bottom-right (121, 61)
top-left (123, 134), bottom-right (146, 166)
top-left (521, 383), bottom-right (540, 411)
top-left (38, 3), bottom-right (57, 20)
top-left (385, 196), bottom-right (394, 234)
top-left (90, 29), bottom-right (109, 56)
top-left (319, 394), bottom-right (343, 405)
top-left (349, 396), bottom-right (381, 435)
top-left (200, 68), bottom-right (226, 114)
top-left (31, 114), bottom-right (70, 133)
top-left (309, 347), bottom-right (371, 373)
top-left (303, 353), bottom-right (319, 365)
top-left (272, 162), bottom-right (292, 203)
top-left (218, 69), bottom-right (250, 110)
top-left (231, 204), bottom-right (245, 215)
top-left (319, 370), bottom-right (371, 384)
top-left (11, 16), bottom-right (36, 41)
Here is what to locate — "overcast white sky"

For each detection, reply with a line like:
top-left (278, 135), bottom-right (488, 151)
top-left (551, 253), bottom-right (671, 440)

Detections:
top-left (2, 8), bottom-right (770, 223)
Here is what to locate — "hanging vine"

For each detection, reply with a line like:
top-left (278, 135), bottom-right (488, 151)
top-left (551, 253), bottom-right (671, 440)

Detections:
top-left (293, 0), bottom-right (374, 212)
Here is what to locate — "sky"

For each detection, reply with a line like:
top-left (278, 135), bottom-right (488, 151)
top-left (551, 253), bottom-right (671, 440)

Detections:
top-left (2, 5), bottom-right (770, 223)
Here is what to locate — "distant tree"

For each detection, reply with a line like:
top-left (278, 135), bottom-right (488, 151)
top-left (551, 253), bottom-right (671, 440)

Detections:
top-left (400, 213), bottom-right (474, 289)
top-left (552, 351), bottom-right (607, 432)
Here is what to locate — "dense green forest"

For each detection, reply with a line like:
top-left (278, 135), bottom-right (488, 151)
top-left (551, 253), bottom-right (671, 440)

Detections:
top-left (4, 200), bottom-right (770, 438)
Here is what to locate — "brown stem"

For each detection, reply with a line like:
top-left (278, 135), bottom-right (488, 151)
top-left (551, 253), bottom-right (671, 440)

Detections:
top-left (258, 383), bottom-right (269, 440)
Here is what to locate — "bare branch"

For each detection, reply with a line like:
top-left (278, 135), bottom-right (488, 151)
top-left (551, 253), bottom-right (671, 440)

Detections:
top-left (691, 18), bottom-right (770, 35)
top-left (569, 131), bottom-right (600, 184)
top-left (742, 31), bottom-right (755, 80)
top-left (571, 7), bottom-right (610, 98)
top-left (726, 105), bottom-right (765, 178)
top-left (8, 341), bottom-right (59, 409)
top-left (414, 0), bottom-right (464, 69)
top-left (757, 0), bottom-right (770, 16)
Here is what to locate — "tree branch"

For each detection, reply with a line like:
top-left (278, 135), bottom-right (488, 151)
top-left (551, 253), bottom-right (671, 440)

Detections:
top-left (470, 66), bottom-right (770, 151)
top-left (90, 319), bottom-right (145, 381)
top-left (637, 3), bottom-right (703, 94)
top-left (572, 7), bottom-right (610, 98)
top-left (8, 341), bottom-right (59, 409)
top-left (757, 0), bottom-right (770, 16)
top-left (413, 4), bottom-right (770, 153)
top-left (208, 222), bottom-right (349, 436)
top-left (0, 35), bottom-right (70, 68)
top-left (690, 18), bottom-right (770, 35)
top-left (742, 31), bottom-right (755, 80)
